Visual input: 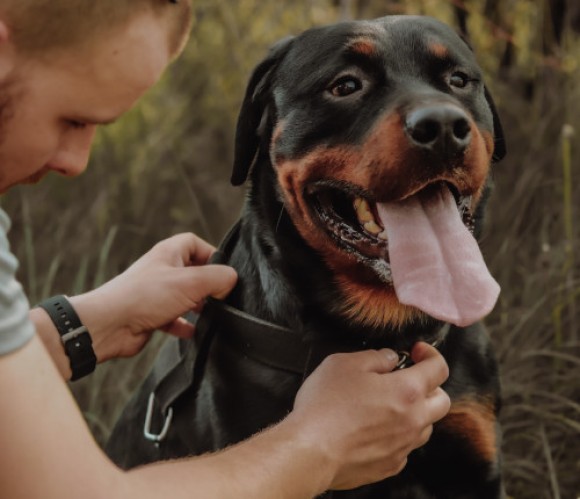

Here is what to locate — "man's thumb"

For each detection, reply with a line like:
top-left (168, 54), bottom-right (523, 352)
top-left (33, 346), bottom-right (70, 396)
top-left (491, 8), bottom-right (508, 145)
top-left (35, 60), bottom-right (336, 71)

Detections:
top-left (188, 264), bottom-right (238, 300)
top-left (360, 348), bottom-right (400, 374)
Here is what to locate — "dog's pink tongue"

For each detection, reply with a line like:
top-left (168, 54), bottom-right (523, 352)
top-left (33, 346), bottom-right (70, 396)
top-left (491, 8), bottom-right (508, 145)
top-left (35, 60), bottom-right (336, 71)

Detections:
top-left (376, 187), bottom-right (499, 327)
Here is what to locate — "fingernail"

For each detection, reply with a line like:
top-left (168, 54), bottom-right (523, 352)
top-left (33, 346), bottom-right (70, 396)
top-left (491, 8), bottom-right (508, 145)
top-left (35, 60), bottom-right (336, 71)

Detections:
top-left (383, 349), bottom-right (398, 363)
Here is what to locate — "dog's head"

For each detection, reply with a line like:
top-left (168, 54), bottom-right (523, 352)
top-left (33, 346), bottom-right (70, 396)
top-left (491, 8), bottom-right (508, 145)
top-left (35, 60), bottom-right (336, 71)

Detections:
top-left (232, 16), bottom-right (505, 330)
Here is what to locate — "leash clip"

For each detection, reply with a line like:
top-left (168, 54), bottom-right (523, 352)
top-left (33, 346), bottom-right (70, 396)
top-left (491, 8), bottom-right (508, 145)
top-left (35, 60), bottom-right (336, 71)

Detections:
top-left (143, 393), bottom-right (173, 444)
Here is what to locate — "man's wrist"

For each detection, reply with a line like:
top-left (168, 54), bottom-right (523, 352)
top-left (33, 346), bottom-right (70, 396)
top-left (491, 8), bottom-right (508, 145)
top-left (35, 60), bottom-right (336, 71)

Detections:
top-left (270, 413), bottom-right (337, 495)
top-left (68, 291), bottom-right (119, 364)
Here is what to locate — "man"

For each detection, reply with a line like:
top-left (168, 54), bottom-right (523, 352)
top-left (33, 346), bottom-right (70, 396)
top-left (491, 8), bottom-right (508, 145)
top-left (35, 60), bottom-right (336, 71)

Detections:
top-left (0, 1), bottom-right (451, 497)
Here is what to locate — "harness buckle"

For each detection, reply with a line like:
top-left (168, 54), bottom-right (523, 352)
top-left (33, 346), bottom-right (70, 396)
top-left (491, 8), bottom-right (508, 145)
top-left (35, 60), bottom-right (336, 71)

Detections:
top-left (143, 393), bottom-right (173, 444)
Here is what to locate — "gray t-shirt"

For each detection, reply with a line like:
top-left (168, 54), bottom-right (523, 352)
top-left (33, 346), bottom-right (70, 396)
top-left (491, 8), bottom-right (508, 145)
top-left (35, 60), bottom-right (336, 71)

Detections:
top-left (0, 206), bottom-right (35, 355)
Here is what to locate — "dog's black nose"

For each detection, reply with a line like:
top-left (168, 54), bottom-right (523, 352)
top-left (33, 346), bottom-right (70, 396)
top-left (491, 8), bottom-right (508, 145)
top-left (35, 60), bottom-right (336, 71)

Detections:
top-left (405, 105), bottom-right (471, 157)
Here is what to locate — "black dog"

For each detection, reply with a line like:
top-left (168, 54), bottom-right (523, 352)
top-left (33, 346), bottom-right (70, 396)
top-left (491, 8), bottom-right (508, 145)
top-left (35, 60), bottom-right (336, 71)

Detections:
top-left (107, 15), bottom-right (507, 498)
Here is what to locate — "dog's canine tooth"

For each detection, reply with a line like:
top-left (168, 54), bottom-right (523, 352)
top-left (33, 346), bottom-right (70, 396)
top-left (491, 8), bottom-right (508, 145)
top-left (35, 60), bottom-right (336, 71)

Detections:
top-left (378, 230), bottom-right (388, 241)
top-left (354, 197), bottom-right (375, 224)
top-left (364, 220), bottom-right (382, 235)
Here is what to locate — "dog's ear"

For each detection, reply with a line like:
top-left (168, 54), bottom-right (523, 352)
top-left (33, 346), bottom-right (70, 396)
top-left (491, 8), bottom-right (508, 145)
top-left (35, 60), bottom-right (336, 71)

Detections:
top-left (484, 86), bottom-right (507, 163)
top-left (231, 37), bottom-right (294, 186)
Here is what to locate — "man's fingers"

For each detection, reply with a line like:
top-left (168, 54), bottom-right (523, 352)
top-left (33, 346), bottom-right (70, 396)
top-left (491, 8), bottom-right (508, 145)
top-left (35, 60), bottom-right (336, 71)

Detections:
top-left (407, 342), bottom-right (450, 392)
top-left (155, 233), bottom-right (217, 266)
top-left (425, 387), bottom-right (452, 423)
top-left (417, 425), bottom-right (434, 448)
top-left (160, 317), bottom-right (195, 339)
top-left (185, 264), bottom-right (238, 301)
top-left (334, 349), bottom-right (400, 374)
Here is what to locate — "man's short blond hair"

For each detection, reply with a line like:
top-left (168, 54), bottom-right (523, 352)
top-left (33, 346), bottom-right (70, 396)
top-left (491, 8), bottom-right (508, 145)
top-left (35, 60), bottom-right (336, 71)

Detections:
top-left (1, 0), bottom-right (192, 58)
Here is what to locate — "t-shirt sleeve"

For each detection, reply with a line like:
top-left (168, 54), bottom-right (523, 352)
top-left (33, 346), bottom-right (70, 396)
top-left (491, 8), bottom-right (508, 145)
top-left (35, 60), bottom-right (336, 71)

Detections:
top-left (0, 208), bottom-right (35, 356)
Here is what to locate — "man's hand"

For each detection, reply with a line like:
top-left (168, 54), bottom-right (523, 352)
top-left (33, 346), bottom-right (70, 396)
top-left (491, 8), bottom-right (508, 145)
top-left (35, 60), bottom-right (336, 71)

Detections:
top-left (69, 233), bottom-right (237, 363)
top-left (288, 342), bottom-right (451, 491)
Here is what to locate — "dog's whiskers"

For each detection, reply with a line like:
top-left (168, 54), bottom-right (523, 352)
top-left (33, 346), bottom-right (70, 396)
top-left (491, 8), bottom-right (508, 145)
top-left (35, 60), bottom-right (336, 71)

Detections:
top-left (275, 204), bottom-right (286, 234)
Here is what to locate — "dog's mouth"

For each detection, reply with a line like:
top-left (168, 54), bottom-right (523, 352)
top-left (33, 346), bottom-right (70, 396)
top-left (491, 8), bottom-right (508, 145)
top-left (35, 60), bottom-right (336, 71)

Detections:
top-left (307, 180), bottom-right (474, 282)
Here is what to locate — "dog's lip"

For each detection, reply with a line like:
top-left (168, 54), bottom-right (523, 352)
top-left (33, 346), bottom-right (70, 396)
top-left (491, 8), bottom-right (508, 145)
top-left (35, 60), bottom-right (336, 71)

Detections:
top-left (305, 178), bottom-right (468, 205)
top-left (307, 181), bottom-right (389, 262)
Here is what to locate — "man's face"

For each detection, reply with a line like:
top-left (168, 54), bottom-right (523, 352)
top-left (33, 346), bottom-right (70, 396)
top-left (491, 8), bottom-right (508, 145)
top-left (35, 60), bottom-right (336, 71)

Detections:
top-left (0, 12), bottom-right (173, 193)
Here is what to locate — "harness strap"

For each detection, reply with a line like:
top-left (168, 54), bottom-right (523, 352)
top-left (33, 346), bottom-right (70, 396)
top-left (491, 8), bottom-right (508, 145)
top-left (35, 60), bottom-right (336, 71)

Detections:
top-left (142, 223), bottom-right (243, 441)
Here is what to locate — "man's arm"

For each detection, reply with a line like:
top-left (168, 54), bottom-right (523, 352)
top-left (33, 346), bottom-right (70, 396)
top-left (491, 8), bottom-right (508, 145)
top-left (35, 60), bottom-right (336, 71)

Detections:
top-left (0, 333), bottom-right (449, 498)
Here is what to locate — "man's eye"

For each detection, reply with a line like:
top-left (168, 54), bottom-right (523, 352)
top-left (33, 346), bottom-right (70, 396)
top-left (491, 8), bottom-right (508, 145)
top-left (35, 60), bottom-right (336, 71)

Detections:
top-left (329, 76), bottom-right (363, 97)
top-left (67, 120), bottom-right (87, 130)
top-left (449, 72), bottom-right (471, 89)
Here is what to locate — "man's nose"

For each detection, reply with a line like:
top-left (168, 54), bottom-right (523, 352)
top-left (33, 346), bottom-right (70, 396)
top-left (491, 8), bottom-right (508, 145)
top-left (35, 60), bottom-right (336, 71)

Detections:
top-left (47, 125), bottom-right (97, 177)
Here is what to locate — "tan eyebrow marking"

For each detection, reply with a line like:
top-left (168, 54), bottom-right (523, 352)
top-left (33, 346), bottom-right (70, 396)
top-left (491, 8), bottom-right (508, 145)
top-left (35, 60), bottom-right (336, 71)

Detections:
top-left (346, 37), bottom-right (378, 57)
top-left (428, 41), bottom-right (449, 58)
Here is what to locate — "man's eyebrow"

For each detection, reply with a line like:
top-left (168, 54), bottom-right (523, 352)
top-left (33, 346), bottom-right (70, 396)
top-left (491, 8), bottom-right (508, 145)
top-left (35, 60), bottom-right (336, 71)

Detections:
top-left (71, 115), bottom-right (121, 126)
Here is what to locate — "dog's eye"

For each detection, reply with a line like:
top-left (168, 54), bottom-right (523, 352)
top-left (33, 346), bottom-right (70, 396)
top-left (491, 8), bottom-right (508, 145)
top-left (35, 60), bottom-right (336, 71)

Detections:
top-left (449, 72), bottom-right (470, 89)
top-left (329, 76), bottom-right (363, 97)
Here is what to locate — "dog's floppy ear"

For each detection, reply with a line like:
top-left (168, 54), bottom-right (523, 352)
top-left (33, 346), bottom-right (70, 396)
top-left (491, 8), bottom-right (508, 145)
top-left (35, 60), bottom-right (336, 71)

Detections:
top-left (231, 37), bottom-right (294, 186)
top-left (484, 86), bottom-right (507, 163)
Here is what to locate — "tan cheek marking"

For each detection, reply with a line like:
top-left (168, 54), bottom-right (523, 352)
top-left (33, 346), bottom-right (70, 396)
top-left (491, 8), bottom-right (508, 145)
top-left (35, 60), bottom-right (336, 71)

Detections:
top-left (438, 398), bottom-right (498, 464)
top-left (464, 126), bottom-right (494, 205)
top-left (428, 42), bottom-right (449, 59)
top-left (276, 147), bottom-right (362, 264)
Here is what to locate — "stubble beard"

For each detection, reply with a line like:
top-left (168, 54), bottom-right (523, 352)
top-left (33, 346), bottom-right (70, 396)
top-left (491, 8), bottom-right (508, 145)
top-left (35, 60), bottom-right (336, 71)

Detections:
top-left (0, 75), bottom-right (35, 193)
top-left (0, 77), bottom-right (18, 192)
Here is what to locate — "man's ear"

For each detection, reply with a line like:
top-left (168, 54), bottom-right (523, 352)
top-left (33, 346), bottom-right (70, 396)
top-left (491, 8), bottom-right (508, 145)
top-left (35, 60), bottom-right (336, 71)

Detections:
top-left (231, 36), bottom-right (294, 186)
top-left (484, 86), bottom-right (507, 163)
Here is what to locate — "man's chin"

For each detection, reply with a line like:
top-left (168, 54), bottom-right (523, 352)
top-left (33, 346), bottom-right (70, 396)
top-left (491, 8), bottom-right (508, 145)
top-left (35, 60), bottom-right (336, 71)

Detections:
top-left (0, 169), bottom-right (50, 193)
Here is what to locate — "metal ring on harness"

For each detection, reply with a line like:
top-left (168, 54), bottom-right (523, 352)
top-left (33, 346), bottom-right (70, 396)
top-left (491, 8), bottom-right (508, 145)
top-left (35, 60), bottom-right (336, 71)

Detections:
top-left (143, 393), bottom-right (174, 443)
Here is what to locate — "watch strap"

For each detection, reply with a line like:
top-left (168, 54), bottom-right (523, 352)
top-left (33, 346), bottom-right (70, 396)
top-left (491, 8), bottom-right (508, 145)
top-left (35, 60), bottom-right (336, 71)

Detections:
top-left (38, 295), bottom-right (97, 381)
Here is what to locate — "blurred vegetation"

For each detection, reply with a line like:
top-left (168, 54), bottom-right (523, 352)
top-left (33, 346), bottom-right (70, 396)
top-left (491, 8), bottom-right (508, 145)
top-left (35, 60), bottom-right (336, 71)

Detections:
top-left (3, 0), bottom-right (580, 497)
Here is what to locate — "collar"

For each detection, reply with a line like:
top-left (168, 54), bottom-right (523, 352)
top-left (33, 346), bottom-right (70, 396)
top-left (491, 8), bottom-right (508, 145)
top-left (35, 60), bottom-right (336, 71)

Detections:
top-left (200, 297), bottom-right (450, 377)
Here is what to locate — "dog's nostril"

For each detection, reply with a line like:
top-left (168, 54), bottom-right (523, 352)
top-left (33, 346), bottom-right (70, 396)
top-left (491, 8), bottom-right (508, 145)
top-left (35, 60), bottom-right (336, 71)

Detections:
top-left (453, 117), bottom-right (471, 141)
top-left (409, 118), bottom-right (441, 145)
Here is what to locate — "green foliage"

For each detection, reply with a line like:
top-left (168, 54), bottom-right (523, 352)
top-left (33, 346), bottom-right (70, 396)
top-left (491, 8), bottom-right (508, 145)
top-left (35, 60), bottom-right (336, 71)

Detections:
top-left (3, 1), bottom-right (579, 497)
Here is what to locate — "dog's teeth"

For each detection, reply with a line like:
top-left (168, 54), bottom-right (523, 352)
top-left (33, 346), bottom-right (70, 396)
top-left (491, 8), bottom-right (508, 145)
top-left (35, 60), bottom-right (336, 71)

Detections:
top-left (378, 230), bottom-right (388, 241)
top-left (354, 197), bottom-right (374, 224)
top-left (364, 220), bottom-right (382, 235)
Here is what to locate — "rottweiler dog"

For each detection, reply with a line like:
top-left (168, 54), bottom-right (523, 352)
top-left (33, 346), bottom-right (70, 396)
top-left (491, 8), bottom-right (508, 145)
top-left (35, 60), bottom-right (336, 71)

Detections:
top-left (107, 15), bottom-right (507, 498)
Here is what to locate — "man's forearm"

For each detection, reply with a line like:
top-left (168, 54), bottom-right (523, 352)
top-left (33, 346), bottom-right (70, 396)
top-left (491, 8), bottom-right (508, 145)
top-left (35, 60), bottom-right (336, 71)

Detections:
top-left (127, 415), bottom-right (334, 499)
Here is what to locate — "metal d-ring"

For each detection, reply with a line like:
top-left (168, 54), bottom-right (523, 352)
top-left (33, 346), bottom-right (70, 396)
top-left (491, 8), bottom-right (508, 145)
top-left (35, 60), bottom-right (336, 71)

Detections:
top-left (395, 351), bottom-right (411, 370)
top-left (143, 393), bottom-right (174, 443)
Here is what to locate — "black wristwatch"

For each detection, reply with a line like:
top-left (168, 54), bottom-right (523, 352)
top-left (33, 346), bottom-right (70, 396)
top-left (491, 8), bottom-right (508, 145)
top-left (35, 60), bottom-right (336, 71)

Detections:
top-left (38, 295), bottom-right (97, 381)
